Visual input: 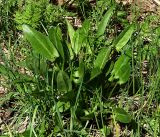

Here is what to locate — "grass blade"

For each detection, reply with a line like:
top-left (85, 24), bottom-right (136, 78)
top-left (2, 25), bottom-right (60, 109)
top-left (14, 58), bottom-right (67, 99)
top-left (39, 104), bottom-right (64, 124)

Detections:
top-left (30, 105), bottom-right (38, 137)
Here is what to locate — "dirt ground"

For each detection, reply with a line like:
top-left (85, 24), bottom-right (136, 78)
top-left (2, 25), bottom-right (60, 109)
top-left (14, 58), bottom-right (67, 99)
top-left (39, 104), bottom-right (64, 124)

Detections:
top-left (116, 0), bottom-right (160, 12)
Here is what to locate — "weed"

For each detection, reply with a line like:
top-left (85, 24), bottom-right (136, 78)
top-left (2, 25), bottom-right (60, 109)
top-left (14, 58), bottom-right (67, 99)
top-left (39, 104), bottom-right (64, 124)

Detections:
top-left (1, 0), bottom-right (160, 136)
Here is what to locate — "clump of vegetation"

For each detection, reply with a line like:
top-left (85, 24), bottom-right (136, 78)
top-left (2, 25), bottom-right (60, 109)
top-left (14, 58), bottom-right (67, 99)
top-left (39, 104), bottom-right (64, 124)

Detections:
top-left (1, 0), bottom-right (160, 136)
top-left (14, 0), bottom-right (75, 30)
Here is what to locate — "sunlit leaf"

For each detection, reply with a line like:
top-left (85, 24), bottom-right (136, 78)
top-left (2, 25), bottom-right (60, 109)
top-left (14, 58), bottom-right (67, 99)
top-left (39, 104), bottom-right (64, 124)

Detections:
top-left (113, 108), bottom-right (131, 123)
top-left (97, 6), bottom-right (115, 37)
top-left (90, 47), bottom-right (112, 80)
top-left (81, 19), bottom-right (90, 35)
top-left (109, 54), bottom-right (131, 84)
top-left (22, 24), bottom-right (59, 60)
top-left (67, 43), bottom-right (74, 60)
top-left (90, 68), bottom-right (101, 80)
top-left (66, 20), bottom-right (75, 48)
top-left (72, 20), bottom-right (90, 55)
top-left (72, 30), bottom-right (82, 55)
top-left (81, 20), bottom-right (92, 54)
top-left (49, 27), bottom-right (64, 59)
top-left (94, 47), bottom-right (112, 69)
top-left (113, 24), bottom-right (135, 52)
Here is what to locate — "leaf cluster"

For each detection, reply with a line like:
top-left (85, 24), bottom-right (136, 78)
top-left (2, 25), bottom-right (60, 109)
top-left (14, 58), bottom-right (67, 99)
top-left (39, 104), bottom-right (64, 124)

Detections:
top-left (14, 0), bottom-right (75, 30)
top-left (1, 0), bottom-right (160, 136)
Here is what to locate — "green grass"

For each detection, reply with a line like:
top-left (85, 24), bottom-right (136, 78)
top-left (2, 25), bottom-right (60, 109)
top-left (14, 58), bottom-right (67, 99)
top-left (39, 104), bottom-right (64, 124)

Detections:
top-left (0, 0), bottom-right (160, 136)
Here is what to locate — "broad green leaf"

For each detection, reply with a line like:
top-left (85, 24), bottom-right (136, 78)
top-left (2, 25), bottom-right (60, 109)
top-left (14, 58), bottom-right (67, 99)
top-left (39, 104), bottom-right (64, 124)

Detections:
top-left (72, 30), bottom-right (81, 55)
top-left (81, 20), bottom-right (92, 54)
top-left (67, 19), bottom-right (90, 55)
top-left (94, 47), bottom-right (112, 69)
top-left (109, 54), bottom-right (131, 84)
top-left (57, 70), bottom-right (72, 92)
top-left (73, 29), bottom-right (87, 55)
top-left (81, 19), bottom-right (90, 35)
top-left (90, 68), bottom-right (101, 80)
top-left (22, 24), bottom-right (59, 60)
top-left (113, 24), bottom-right (135, 52)
top-left (90, 47), bottom-right (112, 80)
top-left (113, 108), bottom-right (131, 123)
top-left (72, 20), bottom-right (90, 55)
top-left (66, 20), bottom-right (75, 47)
top-left (49, 27), bottom-right (64, 59)
top-left (97, 6), bottom-right (115, 37)
top-left (67, 43), bottom-right (74, 60)
top-left (56, 26), bottom-right (63, 40)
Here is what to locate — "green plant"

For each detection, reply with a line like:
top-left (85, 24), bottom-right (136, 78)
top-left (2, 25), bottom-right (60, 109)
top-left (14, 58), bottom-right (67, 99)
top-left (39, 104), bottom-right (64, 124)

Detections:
top-left (14, 2), bottom-right (42, 30)
top-left (0, 1), bottom-right (137, 135)
top-left (1, 0), bottom-right (160, 136)
top-left (14, 0), bottom-right (75, 30)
